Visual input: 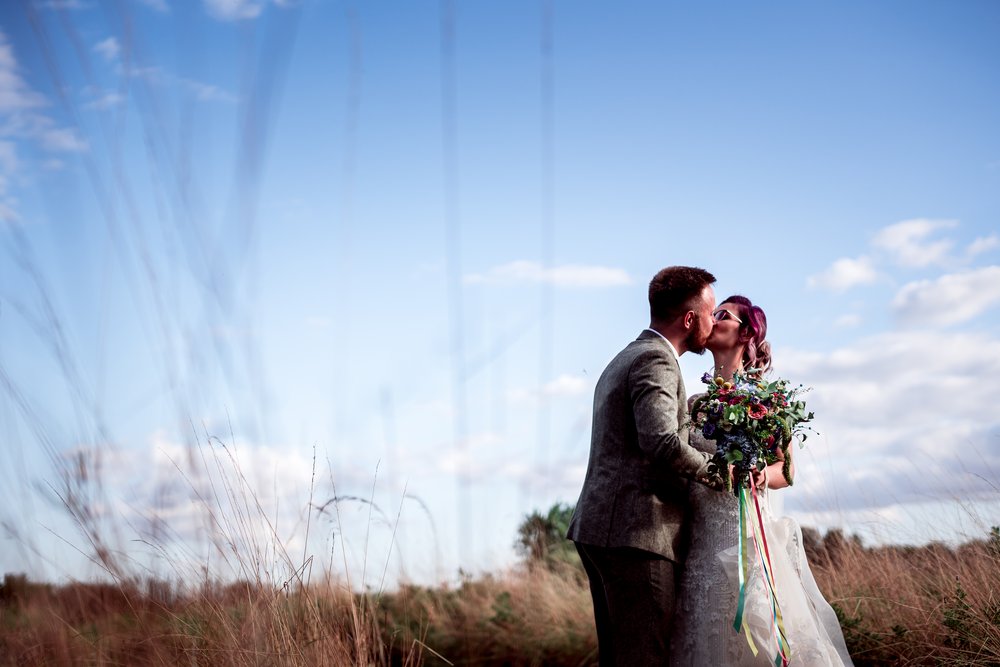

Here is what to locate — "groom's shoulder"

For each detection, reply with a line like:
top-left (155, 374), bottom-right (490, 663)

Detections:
top-left (630, 332), bottom-right (678, 363)
top-left (606, 333), bottom-right (675, 374)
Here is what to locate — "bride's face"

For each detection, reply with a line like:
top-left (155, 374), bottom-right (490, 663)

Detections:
top-left (706, 302), bottom-right (745, 354)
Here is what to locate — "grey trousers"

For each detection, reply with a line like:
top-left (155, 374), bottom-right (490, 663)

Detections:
top-left (575, 541), bottom-right (678, 667)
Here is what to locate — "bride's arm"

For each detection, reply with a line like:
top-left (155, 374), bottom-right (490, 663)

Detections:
top-left (764, 445), bottom-right (794, 490)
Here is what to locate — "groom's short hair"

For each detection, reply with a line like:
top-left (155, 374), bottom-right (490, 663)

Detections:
top-left (648, 266), bottom-right (716, 322)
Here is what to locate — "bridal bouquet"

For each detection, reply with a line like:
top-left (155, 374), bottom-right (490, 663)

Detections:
top-left (690, 372), bottom-right (814, 495)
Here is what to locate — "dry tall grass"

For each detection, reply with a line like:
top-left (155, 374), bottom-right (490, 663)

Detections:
top-left (5, 429), bottom-right (998, 666)
top-left (4, 527), bottom-right (1000, 666)
top-left (805, 527), bottom-right (1000, 666)
top-left (0, 573), bottom-right (422, 666)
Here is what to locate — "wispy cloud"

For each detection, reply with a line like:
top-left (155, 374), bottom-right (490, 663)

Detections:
top-left (807, 219), bottom-right (992, 293)
top-left (40, 126), bottom-right (88, 152)
top-left (892, 265), bottom-right (1000, 327)
top-left (204, 0), bottom-right (265, 20)
top-left (437, 432), bottom-right (505, 481)
top-left (967, 234), bottom-right (999, 258)
top-left (779, 329), bottom-right (1000, 513)
top-left (542, 374), bottom-right (588, 397)
top-left (872, 218), bottom-right (958, 268)
top-left (806, 256), bottom-right (878, 292)
top-left (93, 37), bottom-right (120, 63)
top-left (83, 91), bottom-right (125, 111)
top-left (0, 34), bottom-right (47, 112)
top-left (509, 374), bottom-right (590, 406)
top-left (178, 77), bottom-right (238, 103)
top-left (833, 313), bottom-right (861, 328)
top-left (126, 65), bottom-right (237, 104)
top-left (0, 30), bottom-right (88, 222)
top-left (465, 260), bottom-right (632, 288)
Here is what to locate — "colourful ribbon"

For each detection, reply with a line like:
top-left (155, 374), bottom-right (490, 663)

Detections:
top-left (733, 481), bottom-right (790, 667)
top-left (733, 485), bottom-right (759, 656)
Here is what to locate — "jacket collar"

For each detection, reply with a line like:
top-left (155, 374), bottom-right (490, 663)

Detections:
top-left (639, 328), bottom-right (680, 362)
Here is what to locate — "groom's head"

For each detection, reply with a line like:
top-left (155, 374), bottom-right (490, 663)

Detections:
top-left (648, 266), bottom-right (716, 355)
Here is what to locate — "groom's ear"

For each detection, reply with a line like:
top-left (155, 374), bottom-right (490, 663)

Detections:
top-left (682, 311), bottom-right (695, 329)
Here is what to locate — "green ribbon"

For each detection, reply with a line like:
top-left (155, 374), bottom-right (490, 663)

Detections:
top-left (733, 485), bottom-right (749, 632)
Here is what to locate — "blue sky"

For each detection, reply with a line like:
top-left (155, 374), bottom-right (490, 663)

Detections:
top-left (1, 0), bottom-right (999, 587)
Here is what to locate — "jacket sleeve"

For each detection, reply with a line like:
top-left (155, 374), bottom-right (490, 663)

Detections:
top-left (629, 349), bottom-right (713, 479)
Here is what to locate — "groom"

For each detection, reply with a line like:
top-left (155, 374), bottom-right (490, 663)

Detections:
top-left (567, 265), bottom-right (726, 666)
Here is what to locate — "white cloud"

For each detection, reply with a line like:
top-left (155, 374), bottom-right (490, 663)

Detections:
top-left (0, 32), bottom-right (47, 112)
top-left (437, 432), bottom-right (504, 480)
top-left (967, 234), bottom-right (999, 258)
top-left (542, 374), bottom-right (588, 397)
top-left (777, 329), bottom-right (1000, 514)
top-left (465, 260), bottom-right (632, 288)
top-left (806, 256), bottom-right (878, 292)
top-left (178, 77), bottom-right (238, 103)
top-left (833, 314), bottom-right (861, 328)
top-left (872, 218), bottom-right (957, 268)
top-left (83, 91), bottom-right (125, 111)
top-left (509, 374), bottom-right (590, 405)
top-left (0, 35), bottom-right (86, 151)
top-left (0, 30), bottom-right (90, 223)
top-left (94, 37), bottom-right (120, 62)
top-left (126, 65), bottom-right (236, 104)
top-left (126, 65), bottom-right (165, 83)
top-left (204, 0), bottom-right (265, 20)
top-left (892, 266), bottom-right (1000, 326)
top-left (40, 127), bottom-right (88, 152)
top-left (496, 458), bottom-right (588, 495)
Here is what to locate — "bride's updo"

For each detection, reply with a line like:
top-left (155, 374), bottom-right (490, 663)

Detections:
top-left (722, 295), bottom-right (772, 375)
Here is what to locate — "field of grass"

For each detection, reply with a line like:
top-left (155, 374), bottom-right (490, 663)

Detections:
top-left (3, 522), bottom-right (999, 666)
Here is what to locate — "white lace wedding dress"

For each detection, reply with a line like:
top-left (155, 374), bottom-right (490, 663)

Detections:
top-left (672, 408), bottom-right (854, 666)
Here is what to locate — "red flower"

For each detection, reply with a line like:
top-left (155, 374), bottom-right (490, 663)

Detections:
top-left (748, 404), bottom-right (769, 419)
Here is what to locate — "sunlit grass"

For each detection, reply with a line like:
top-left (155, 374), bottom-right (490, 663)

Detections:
top-left (3, 425), bottom-right (998, 666)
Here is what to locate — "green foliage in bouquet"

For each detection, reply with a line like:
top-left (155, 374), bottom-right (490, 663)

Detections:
top-left (690, 371), bottom-right (815, 492)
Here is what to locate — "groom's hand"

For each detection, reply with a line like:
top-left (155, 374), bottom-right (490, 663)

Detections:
top-left (698, 461), bottom-right (728, 492)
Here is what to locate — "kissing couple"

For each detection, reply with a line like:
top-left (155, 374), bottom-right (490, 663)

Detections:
top-left (566, 266), bottom-right (853, 666)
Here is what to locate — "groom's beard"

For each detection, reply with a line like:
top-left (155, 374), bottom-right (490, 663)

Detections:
top-left (686, 326), bottom-right (711, 355)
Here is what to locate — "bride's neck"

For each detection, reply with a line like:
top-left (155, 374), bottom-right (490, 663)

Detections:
top-left (712, 348), bottom-right (745, 380)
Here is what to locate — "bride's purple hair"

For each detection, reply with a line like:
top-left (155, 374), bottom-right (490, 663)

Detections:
top-left (721, 295), bottom-right (772, 374)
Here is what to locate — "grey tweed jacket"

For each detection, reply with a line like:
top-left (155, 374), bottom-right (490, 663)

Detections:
top-left (567, 330), bottom-right (714, 562)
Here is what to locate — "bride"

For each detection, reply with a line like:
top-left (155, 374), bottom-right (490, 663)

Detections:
top-left (671, 295), bottom-right (853, 666)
